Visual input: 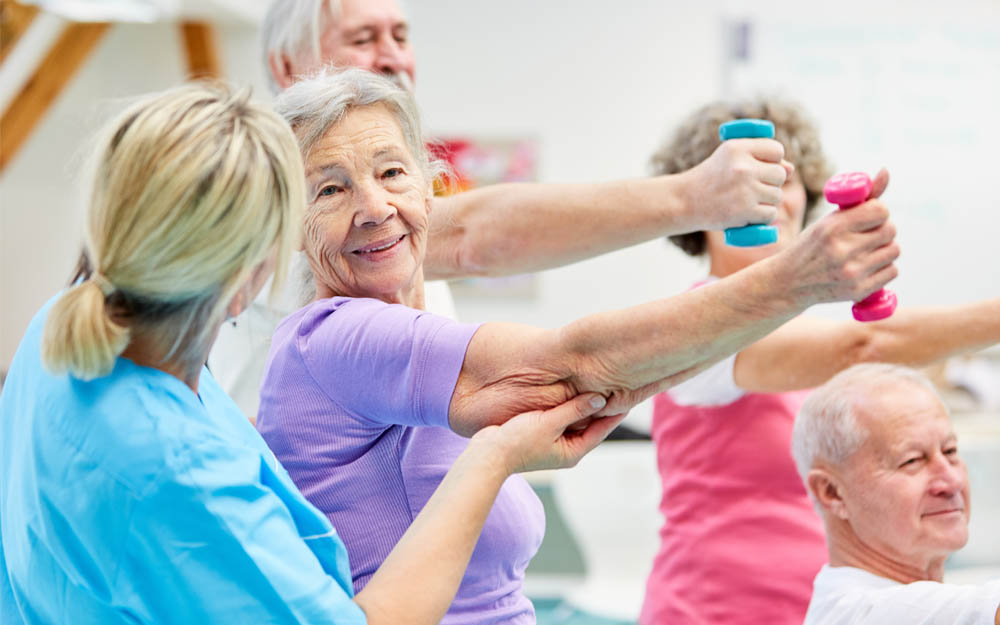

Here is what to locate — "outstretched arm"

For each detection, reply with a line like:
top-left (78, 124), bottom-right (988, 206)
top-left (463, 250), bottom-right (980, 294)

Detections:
top-left (424, 139), bottom-right (792, 279)
top-left (731, 298), bottom-right (1000, 393)
top-left (447, 196), bottom-right (899, 435)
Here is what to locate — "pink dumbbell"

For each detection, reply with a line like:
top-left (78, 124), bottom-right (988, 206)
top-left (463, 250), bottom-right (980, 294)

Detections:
top-left (823, 172), bottom-right (897, 322)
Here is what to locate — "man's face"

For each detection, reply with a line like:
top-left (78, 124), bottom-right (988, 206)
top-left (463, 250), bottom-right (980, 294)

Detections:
top-left (316, 0), bottom-right (415, 87)
top-left (837, 383), bottom-right (971, 567)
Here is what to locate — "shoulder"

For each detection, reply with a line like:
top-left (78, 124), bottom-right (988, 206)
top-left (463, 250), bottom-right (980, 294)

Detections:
top-left (807, 566), bottom-right (1000, 625)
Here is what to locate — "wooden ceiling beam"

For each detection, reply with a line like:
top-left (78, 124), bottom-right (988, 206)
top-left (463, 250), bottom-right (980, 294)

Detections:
top-left (0, 21), bottom-right (109, 173)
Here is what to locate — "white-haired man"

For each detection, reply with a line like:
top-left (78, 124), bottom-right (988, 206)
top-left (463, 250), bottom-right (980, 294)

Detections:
top-left (792, 363), bottom-right (1000, 625)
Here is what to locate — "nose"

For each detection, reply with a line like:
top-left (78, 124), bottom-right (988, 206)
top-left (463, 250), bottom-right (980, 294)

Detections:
top-left (375, 34), bottom-right (407, 75)
top-left (927, 453), bottom-right (966, 498)
top-left (353, 182), bottom-right (396, 228)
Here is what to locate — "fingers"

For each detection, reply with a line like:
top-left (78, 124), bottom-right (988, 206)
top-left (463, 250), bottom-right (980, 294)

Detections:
top-left (744, 138), bottom-right (785, 164)
top-left (565, 413), bottom-right (629, 455)
top-left (545, 393), bottom-right (607, 431)
top-left (843, 200), bottom-right (891, 233)
top-left (869, 168), bottom-right (890, 199)
top-left (861, 240), bottom-right (901, 278)
top-left (758, 162), bottom-right (789, 188)
top-left (755, 183), bottom-right (783, 208)
top-left (781, 159), bottom-right (796, 176)
top-left (859, 262), bottom-right (899, 300)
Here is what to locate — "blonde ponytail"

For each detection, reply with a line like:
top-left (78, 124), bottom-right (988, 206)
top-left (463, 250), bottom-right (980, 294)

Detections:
top-left (38, 82), bottom-right (303, 382)
top-left (41, 278), bottom-right (130, 380)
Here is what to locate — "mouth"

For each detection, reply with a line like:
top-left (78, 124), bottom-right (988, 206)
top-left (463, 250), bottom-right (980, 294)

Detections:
top-left (353, 234), bottom-right (405, 257)
top-left (922, 508), bottom-right (964, 518)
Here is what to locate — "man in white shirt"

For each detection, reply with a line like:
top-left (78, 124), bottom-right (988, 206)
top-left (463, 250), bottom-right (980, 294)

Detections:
top-left (792, 363), bottom-right (1000, 625)
top-left (210, 0), bottom-right (794, 418)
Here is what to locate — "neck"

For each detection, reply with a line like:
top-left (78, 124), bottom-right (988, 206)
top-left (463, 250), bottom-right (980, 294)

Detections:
top-left (314, 272), bottom-right (427, 310)
top-left (117, 321), bottom-right (215, 394)
top-left (707, 249), bottom-right (752, 279)
top-left (826, 517), bottom-right (947, 583)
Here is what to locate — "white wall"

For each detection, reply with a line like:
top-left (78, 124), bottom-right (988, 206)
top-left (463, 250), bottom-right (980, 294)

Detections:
top-left (410, 0), bottom-right (721, 329)
top-left (0, 17), bottom-right (267, 370)
top-left (3, 0), bottom-right (999, 359)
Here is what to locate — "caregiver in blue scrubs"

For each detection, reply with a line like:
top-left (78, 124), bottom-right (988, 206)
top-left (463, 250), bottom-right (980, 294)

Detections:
top-left (0, 82), bottom-right (620, 625)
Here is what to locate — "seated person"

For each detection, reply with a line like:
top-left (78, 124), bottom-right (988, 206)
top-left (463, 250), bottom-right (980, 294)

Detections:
top-left (0, 81), bottom-right (620, 625)
top-left (792, 363), bottom-right (1000, 625)
top-left (257, 67), bottom-right (898, 624)
top-left (641, 97), bottom-right (1000, 625)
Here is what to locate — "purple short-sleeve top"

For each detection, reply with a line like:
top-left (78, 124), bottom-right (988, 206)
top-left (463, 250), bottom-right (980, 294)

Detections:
top-left (257, 297), bottom-right (545, 624)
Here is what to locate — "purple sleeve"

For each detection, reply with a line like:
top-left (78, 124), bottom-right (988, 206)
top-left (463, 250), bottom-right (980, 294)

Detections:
top-left (296, 298), bottom-right (480, 429)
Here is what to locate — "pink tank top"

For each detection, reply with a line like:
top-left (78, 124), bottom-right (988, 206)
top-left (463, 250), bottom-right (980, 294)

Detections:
top-left (640, 386), bottom-right (827, 624)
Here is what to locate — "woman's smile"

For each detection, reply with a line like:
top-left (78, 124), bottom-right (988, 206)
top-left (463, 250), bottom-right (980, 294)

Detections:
top-left (352, 234), bottom-right (406, 259)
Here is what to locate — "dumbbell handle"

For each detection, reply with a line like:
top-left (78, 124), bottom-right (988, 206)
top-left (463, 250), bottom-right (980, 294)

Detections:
top-left (718, 119), bottom-right (779, 247)
top-left (823, 172), bottom-right (897, 322)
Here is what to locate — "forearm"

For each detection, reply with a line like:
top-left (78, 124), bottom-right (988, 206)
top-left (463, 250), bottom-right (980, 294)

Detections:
top-left (862, 298), bottom-right (1000, 366)
top-left (558, 254), bottom-right (804, 401)
top-left (733, 298), bottom-right (1000, 393)
top-left (354, 437), bottom-right (510, 624)
top-left (424, 178), bottom-right (692, 280)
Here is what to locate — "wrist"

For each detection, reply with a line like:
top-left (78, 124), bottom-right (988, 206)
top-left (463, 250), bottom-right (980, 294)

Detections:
top-left (463, 430), bottom-right (519, 482)
top-left (743, 254), bottom-right (814, 317)
top-left (667, 170), bottom-right (700, 232)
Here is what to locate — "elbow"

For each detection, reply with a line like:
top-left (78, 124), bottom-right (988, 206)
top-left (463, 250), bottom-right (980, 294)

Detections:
top-left (842, 326), bottom-right (884, 368)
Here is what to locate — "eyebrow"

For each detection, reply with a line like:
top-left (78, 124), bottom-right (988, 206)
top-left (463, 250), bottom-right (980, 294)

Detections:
top-left (306, 163), bottom-right (347, 179)
top-left (344, 26), bottom-right (374, 38)
top-left (374, 147), bottom-right (407, 161)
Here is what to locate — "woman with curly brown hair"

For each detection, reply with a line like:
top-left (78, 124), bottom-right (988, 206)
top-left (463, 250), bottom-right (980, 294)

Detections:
top-left (640, 99), bottom-right (1000, 625)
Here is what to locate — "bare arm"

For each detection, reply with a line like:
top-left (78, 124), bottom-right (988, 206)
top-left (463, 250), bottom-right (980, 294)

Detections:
top-left (354, 394), bottom-right (625, 624)
top-left (424, 139), bottom-right (792, 279)
top-left (447, 198), bottom-right (899, 434)
top-left (732, 298), bottom-right (1000, 393)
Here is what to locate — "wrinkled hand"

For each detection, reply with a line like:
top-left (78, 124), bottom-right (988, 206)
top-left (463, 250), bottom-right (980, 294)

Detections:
top-left (778, 168), bottom-right (898, 306)
top-left (680, 138), bottom-right (794, 231)
top-left (471, 394), bottom-right (626, 475)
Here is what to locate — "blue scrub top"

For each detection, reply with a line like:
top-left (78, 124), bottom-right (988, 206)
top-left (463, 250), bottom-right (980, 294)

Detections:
top-left (0, 297), bottom-right (367, 624)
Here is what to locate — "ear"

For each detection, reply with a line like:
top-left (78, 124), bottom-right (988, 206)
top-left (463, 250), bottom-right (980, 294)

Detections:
top-left (226, 288), bottom-right (247, 321)
top-left (807, 469), bottom-right (850, 520)
top-left (424, 181), bottom-right (435, 212)
top-left (268, 51), bottom-right (297, 91)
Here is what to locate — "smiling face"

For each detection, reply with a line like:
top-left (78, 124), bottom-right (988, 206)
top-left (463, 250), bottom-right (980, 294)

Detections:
top-left (302, 103), bottom-right (431, 305)
top-left (837, 383), bottom-right (971, 568)
top-left (316, 0), bottom-right (415, 87)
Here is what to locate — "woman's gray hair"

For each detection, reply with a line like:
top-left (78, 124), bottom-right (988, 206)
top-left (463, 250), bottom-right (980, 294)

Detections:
top-left (792, 363), bottom-right (943, 487)
top-left (261, 0), bottom-right (340, 95)
top-left (273, 66), bottom-right (443, 183)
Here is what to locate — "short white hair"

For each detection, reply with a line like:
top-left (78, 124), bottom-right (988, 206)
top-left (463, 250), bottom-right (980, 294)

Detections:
top-left (261, 0), bottom-right (340, 95)
top-left (260, 0), bottom-right (412, 95)
top-left (792, 363), bottom-right (942, 485)
top-left (274, 66), bottom-right (443, 182)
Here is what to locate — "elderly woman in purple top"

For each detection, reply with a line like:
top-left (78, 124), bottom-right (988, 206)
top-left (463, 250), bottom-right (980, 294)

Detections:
top-left (257, 67), bottom-right (900, 624)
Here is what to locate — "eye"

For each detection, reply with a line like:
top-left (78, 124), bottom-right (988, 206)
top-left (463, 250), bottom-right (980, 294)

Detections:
top-left (318, 184), bottom-right (343, 197)
top-left (351, 30), bottom-right (375, 46)
top-left (944, 446), bottom-right (959, 456)
top-left (383, 167), bottom-right (404, 179)
top-left (900, 456), bottom-right (922, 468)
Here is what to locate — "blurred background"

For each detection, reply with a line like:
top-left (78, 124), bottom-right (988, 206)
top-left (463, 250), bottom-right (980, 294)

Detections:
top-left (1, 1), bottom-right (998, 622)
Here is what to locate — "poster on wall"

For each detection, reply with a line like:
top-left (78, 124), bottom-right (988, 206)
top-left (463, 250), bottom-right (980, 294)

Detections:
top-left (430, 137), bottom-right (540, 300)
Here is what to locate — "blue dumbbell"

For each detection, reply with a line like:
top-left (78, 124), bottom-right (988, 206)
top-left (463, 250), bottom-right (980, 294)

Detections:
top-left (718, 119), bottom-right (779, 247)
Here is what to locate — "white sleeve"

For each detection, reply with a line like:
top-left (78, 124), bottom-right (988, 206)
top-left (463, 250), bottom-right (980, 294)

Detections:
top-left (208, 262), bottom-right (305, 419)
top-left (840, 579), bottom-right (1000, 625)
top-left (667, 353), bottom-right (746, 406)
